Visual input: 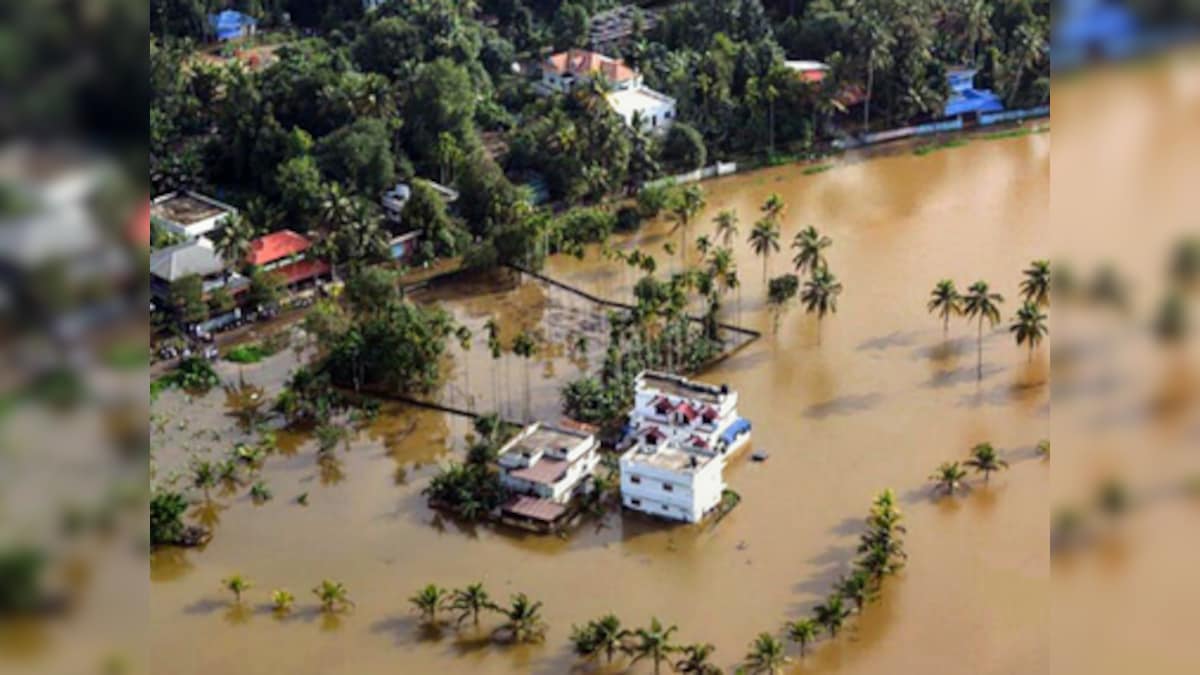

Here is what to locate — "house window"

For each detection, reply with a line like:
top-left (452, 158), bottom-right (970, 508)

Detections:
top-left (631, 498), bottom-right (642, 507)
top-left (662, 483), bottom-right (673, 492)
top-left (630, 475), bottom-right (641, 484)
top-left (661, 504), bottom-right (669, 511)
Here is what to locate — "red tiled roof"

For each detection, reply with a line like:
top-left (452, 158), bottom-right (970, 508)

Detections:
top-left (130, 201), bottom-right (150, 247)
top-left (545, 49), bottom-right (637, 83)
top-left (653, 396), bottom-right (673, 414)
top-left (643, 426), bottom-right (666, 441)
top-left (701, 405), bottom-right (719, 420)
top-left (676, 401), bottom-right (698, 421)
top-left (689, 435), bottom-right (708, 448)
top-left (503, 495), bottom-right (567, 522)
top-left (274, 259), bottom-right (330, 286)
top-left (246, 229), bottom-right (310, 266)
top-left (509, 457), bottom-right (568, 486)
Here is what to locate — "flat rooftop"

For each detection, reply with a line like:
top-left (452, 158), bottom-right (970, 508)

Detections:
top-left (151, 193), bottom-right (231, 225)
top-left (512, 424), bottom-right (591, 455)
top-left (639, 371), bottom-right (725, 405)
top-left (606, 87), bottom-right (675, 117)
top-left (625, 443), bottom-right (713, 473)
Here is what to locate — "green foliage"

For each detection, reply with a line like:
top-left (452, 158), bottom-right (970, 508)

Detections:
top-left (0, 546), bottom-right (48, 614)
top-left (169, 274), bottom-right (208, 326)
top-left (402, 180), bottom-right (465, 263)
top-left (316, 118), bottom-right (396, 198)
top-left (159, 357), bottom-right (220, 393)
top-left (246, 268), bottom-right (286, 311)
top-left (149, 490), bottom-right (188, 546)
top-left (661, 122), bottom-right (707, 171)
top-left (225, 344), bottom-right (266, 364)
top-left (636, 184), bottom-right (673, 218)
top-left (324, 300), bottom-right (453, 394)
top-left (422, 462), bottom-right (510, 521)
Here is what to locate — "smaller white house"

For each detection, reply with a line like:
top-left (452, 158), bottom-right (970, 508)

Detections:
top-left (606, 87), bottom-right (677, 134)
top-left (497, 423), bottom-right (601, 530)
top-left (150, 191), bottom-right (237, 239)
top-left (620, 440), bottom-right (725, 523)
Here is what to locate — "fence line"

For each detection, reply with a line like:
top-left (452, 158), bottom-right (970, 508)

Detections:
top-left (508, 265), bottom-right (762, 340)
top-left (644, 161), bottom-right (738, 190)
top-left (979, 105), bottom-right (1050, 126)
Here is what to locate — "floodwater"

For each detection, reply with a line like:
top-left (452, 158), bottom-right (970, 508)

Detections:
top-left (148, 124), bottom-right (1052, 673)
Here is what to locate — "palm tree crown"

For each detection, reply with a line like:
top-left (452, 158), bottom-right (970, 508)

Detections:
top-left (801, 267), bottom-right (844, 344)
top-left (964, 442), bottom-right (1009, 483)
top-left (930, 461), bottom-right (970, 496)
top-left (1020, 259), bottom-right (1051, 306)
top-left (449, 582), bottom-right (491, 626)
top-left (713, 209), bottom-right (740, 247)
top-left (791, 225), bottom-right (832, 276)
top-left (626, 617), bottom-right (678, 675)
top-left (786, 618), bottom-right (819, 657)
top-left (744, 632), bottom-right (790, 674)
top-left (1010, 300), bottom-right (1048, 362)
top-left (927, 279), bottom-right (962, 335)
top-left (749, 219), bottom-right (782, 284)
top-left (962, 280), bottom-right (1004, 378)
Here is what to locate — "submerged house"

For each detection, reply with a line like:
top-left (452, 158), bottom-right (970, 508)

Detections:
top-left (619, 371), bottom-right (751, 524)
top-left (942, 68), bottom-right (1004, 118)
top-left (497, 423), bottom-right (601, 532)
top-left (209, 9), bottom-right (258, 42)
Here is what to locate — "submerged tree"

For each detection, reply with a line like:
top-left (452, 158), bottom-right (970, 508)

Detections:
top-left (927, 279), bottom-right (963, 336)
top-left (312, 579), bottom-right (352, 613)
top-left (222, 574), bottom-right (252, 604)
top-left (812, 593), bottom-right (851, 638)
top-left (674, 642), bottom-right (721, 674)
top-left (962, 280), bottom-right (1004, 379)
top-left (1019, 259), bottom-right (1051, 307)
top-left (449, 583), bottom-right (491, 627)
top-left (749, 218), bottom-right (781, 285)
top-left (626, 617), bottom-right (679, 675)
top-left (494, 593), bottom-right (547, 643)
top-left (791, 225), bottom-right (832, 277)
top-left (800, 268), bottom-right (844, 345)
top-left (964, 442), bottom-right (1009, 483)
top-left (743, 632), bottom-right (790, 674)
top-left (786, 618), bottom-right (819, 658)
top-left (930, 461), bottom-right (970, 496)
top-left (409, 584), bottom-right (449, 625)
top-left (1010, 301), bottom-right (1048, 362)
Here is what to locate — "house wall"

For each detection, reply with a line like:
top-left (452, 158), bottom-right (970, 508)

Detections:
top-left (619, 452), bottom-right (724, 523)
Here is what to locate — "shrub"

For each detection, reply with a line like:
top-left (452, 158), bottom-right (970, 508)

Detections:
top-left (615, 205), bottom-right (642, 232)
top-left (636, 183), bottom-right (672, 218)
top-left (149, 490), bottom-right (188, 546)
top-left (661, 122), bottom-right (707, 171)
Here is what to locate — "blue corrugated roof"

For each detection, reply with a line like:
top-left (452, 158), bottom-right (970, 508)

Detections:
top-left (720, 418), bottom-right (751, 445)
top-left (944, 89), bottom-right (1005, 117)
top-left (210, 10), bottom-right (257, 41)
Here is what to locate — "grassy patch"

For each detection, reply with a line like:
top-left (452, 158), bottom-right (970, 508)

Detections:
top-left (803, 163), bottom-right (835, 175)
top-left (913, 138), bottom-right (969, 156)
top-left (104, 342), bottom-right (149, 371)
top-left (980, 124), bottom-right (1049, 141)
top-left (225, 344), bottom-right (266, 364)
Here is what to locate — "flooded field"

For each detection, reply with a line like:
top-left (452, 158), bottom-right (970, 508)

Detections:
top-left (150, 123), bottom-right (1051, 674)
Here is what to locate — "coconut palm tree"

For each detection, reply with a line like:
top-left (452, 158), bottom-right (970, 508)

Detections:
top-left (312, 579), bottom-right (352, 613)
top-left (511, 331), bottom-right (538, 421)
top-left (749, 218), bottom-right (781, 285)
top-left (930, 461), bottom-right (970, 496)
top-left (964, 442), bottom-right (1009, 483)
top-left (667, 185), bottom-right (706, 269)
top-left (1010, 301), bottom-right (1049, 362)
top-left (791, 225), bottom-right (832, 276)
top-left (675, 642), bottom-right (722, 674)
top-left (571, 613), bottom-right (630, 664)
top-left (961, 281), bottom-right (1004, 379)
top-left (496, 593), bottom-right (547, 643)
top-left (836, 570), bottom-right (874, 613)
top-left (449, 582), bottom-right (491, 627)
top-left (270, 589), bottom-right (295, 613)
top-left (743, 632), bottom-right (790, 674)
top-left (1020, 260), bottom-right (1051, 307)
top-left (626, 617), bottom-right (678, 675)
top-left (801, 268), bottom-right (844, 345)
top-left (409, 584), bottom-right (449, 625)
top-left (927, 279), bottom-right (963, 336)
top-left (714, 209), bottom-right (740, 247)
top-left (812, 594), bottom-right (851, 638)
top-left (695, 235), bottom-right (713, 259)
top-left (211, 212), bottom-right (256, 279)
top-left (761, 193), bottom-right (786, 223)
top-left (222, 574), bottom-right (251, 604)
top-left (786, 618), bottom-right (819, 657)
top-left (484, 318), bottom-right (502, 412)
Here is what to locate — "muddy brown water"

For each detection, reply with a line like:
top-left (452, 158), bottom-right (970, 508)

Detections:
top-left (145, 121), bottom-right (1052, 674)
